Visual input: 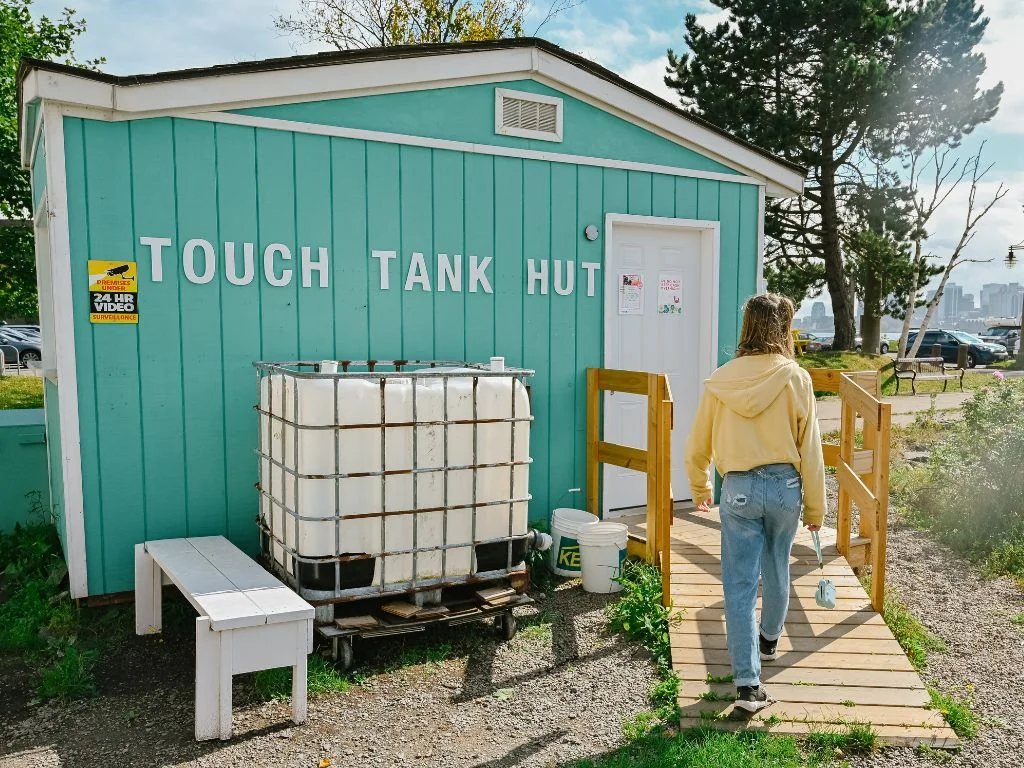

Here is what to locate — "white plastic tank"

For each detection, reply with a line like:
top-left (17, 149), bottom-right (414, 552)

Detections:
top-left (258, 360), bottom-right (531, 594)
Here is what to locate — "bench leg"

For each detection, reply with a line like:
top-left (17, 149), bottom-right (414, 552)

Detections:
top-left (291, 620), bottom-right (308, 725)
top-left (195, 617), bottom-right (221, 741)
top-left (219, 627), bottom-right (234, 739)
top-left (134, 544), bottom-right (162, 635)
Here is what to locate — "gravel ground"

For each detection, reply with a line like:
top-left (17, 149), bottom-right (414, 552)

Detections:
top-left (0, 581), bottom-right (656, 768)
top-left (821, 463), bottom-right (1024, 768)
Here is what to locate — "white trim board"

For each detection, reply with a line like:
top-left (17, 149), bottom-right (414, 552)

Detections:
top-left (41, 102), bottom-right (89, 598)
top-left (176, 110), bottom-right (763, 188)
top-left (601, 213), bottom-right (720, 515)
top-left (19, 45), bottom-right (804, 196)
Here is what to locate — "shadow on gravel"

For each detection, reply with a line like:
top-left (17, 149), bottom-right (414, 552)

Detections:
top-left (468, 728), bottom-right (570, 768)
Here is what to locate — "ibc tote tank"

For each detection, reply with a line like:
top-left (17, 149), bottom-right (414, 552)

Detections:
top-left (255, 359), bottom-right (533, 602)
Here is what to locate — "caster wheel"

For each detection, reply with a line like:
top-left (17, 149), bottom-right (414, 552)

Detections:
top-left (497, 611), bottom-right (517, 641)
top-left (333, 637), bottom-right (354, 670)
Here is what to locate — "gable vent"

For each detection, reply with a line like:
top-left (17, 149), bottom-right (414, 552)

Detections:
top-left (495, 88), bottom-right (563, 142)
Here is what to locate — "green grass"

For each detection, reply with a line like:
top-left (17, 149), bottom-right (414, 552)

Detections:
top-left (879, 589), bottom-right (946, 670)
top-left (804, 723), bottom-right (878, 755)
top-left (1012, 612), bottom-right (1024, 627)
top-left (519, 610), bottom-right (560, 641)
top-left (0, 375), bottom-right (44, 409)
top-left (568, 724), bottom-right (874, 767)
top-left (927, 687), bottom-right (981, 740)
top-left (252, 655), bottom-right (354, 701)
top-left (36, 645), bottom-right (98, 702)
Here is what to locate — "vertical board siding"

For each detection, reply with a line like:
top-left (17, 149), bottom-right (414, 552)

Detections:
top-left (44, 381), bottom-right (65, 549)
top-left (65, 116), bottom-right (757, 594)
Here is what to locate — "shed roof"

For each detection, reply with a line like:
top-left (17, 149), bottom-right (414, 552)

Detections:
top-left (18, 37), bottom-right (805, 196)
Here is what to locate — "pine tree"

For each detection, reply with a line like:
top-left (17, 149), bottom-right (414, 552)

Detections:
top-left (666, 0), bottom-right (1001, 350)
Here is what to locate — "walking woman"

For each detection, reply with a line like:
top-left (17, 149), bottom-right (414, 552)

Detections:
top-left (684, 294), bottom-right (826, 712)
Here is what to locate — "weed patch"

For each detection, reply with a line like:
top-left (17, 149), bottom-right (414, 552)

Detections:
top-left (878, 587), bottom-right (946, 669)
top-left (805, 723), bottom-right (877, 755)
top-left (1012, 612), bottom-right (1024, 627)
top-left (898, 380), bottom-right (1024, 581)
top-left (252, 655), bottom-right (353, 701)
top-left (927, 686), bottom-right (981, 740)
top-left (520, 610), bottom-right (559, 641)
top-left (37, 645), bottom-right (98, 702)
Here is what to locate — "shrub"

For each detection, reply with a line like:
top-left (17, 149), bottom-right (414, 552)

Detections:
top-left (906, 380), bottom-right (1024, 580)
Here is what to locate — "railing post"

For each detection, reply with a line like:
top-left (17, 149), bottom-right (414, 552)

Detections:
top-left (836, 396), bottom-right (856, 557)
top-left (658, 388), bottom-right (673, 607)
top-left (871, 401), bottom-right (892, 612)
top-left (645, 374), bottom-right (661, 564)
top-left (586, 368), bottom-right (599, 517)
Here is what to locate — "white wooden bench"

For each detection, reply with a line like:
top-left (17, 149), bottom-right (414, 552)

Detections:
top-left (134, 536), bottom-right (314, 741)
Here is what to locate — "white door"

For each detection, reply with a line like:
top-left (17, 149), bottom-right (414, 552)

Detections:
top-left (603, 221), bottom-right (711, 515)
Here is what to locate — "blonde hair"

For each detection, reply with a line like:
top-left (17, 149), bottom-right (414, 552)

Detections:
top-left (737, 294), bottom-right (796, 358)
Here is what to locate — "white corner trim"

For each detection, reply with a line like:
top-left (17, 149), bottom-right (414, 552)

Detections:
top-left (494, 87), bottom-right (563, 142)
top-left (41, 102), bottom-right (89, 599)
top-left (181, 110), bottom-right (763, 188)
top-left (756, 185), bottom-right (767, 294)
top-left (20, 46), bottom-right (804, 196)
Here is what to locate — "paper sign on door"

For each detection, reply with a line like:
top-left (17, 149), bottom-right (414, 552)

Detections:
top-left (658, 274), bottom-right (682, 315)
top-left (618, 273), bottom-right (644, 315)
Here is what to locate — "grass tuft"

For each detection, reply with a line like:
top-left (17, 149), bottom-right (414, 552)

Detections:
top-left (519, 610), bottom-right (559, 641)
top-left (805, 723), bottom-right (877, 755)
top-left (252, 655), bottom-right (353, 701)
top-left (37, 645), bottom-right (98, 702)
top-left (879, 589), bottom-right (945, 669)
top-left (1012, 612), bottom-right (1024, 627)
top-left (927, 686), bottom-right (981, 740)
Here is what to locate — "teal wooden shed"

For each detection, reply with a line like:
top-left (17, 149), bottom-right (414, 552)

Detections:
top-left (18, 38), bottom-right (805, 598)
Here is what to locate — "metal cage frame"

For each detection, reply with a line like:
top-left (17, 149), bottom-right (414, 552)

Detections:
top-left (254, 359), bottom-right (534, 604)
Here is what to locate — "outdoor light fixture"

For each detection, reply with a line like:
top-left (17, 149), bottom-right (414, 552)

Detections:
top-left (584, 225), bottom-right (600, 241)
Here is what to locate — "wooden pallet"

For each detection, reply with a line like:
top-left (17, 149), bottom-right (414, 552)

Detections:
top-left (625, 509), bottom-right (958, 749)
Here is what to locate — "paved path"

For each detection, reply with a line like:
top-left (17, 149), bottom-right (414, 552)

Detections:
top-left (817, 391), bottom-right (971, 433)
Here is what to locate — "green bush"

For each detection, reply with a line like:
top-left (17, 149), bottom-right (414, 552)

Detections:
top-left (905, 380), bottom-right (1024, 580)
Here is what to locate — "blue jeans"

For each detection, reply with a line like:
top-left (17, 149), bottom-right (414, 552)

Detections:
top-left (720, 463), bottom-right (802, 688)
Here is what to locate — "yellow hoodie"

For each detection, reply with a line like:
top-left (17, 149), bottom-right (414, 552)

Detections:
top-left (684, 354), bottom-right (826, 527)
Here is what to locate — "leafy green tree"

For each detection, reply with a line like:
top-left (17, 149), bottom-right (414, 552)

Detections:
top-left (275, 0), bottom-right (585, 49)
top-left (666, 0), bottom-right (1002, 350)
top-left (1, 0), bottom-right (101, 320)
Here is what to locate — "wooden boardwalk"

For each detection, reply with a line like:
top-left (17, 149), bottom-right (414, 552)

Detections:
top-left (625, 508), bottom-right (958, 748)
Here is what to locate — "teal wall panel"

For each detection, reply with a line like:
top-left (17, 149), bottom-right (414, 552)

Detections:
top-left (0, 409), bottom-right (50, 535)
top-left (43, 381), bottom-right (64, 548)
top-left (32, 134), bottom-right (46, 208)
top-left (63, 114), bottom-right (759, 595)
top-left (235, 80), bottom-right (740, 176)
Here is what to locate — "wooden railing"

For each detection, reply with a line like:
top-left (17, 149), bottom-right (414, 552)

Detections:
top-left (808, 368), bottom-right (891, 612)
top-left (585, 368), bottom-right (674, 606)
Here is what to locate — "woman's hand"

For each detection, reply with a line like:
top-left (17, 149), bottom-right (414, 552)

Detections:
top-left (804, 523), bottom-right (821, 532)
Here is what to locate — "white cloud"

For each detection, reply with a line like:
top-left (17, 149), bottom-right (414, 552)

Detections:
top-left (974, 0), bottom-right (1024, 136)
top-left (621, 56), bottom-right (679, 103)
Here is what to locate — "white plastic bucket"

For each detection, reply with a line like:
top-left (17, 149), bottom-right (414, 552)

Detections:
top-left (577, 522), bottom-right (629, 593)
top-left (550, 508), bottom-right (599, 577)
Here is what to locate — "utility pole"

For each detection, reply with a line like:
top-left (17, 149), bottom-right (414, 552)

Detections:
top-left (1007, 243), bottom-right (1024, 361)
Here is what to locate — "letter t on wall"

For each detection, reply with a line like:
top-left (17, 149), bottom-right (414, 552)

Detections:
top-left (371, 250), bottom-right (397, 290)
top-left (140, 236), bottom-right (172, 282)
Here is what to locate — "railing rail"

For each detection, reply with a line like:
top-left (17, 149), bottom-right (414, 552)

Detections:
top-left (808, 368), bottom-right (891, 612)
top-left (586, 368), bottom-right (674, 606)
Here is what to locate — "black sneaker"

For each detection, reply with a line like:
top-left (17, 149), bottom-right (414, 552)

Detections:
top-left (735, 685), bottom-right (773, 713)
top-left (759, 633), bottom-right (779, 661)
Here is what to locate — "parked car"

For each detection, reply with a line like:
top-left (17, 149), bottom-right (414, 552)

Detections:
top-left (980, 324), bottom-right (1020, 352)
top-left (794, 331), bottom-right (828, 352)
top-left (1, 323), bottom-right (41, 336)
top-left (906, 328), bottom-right (1008, 368)
top-left (0, 328), bottom-right (42, 367)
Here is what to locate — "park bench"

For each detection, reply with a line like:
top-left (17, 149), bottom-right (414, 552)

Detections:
top-left (135, 536), bottom-right (314, 741)
top-left (893, 356), bottom-right (964, 395)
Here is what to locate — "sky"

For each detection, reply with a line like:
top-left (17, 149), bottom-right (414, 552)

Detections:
top-left (28, 0), bottom-right (1024, 315)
